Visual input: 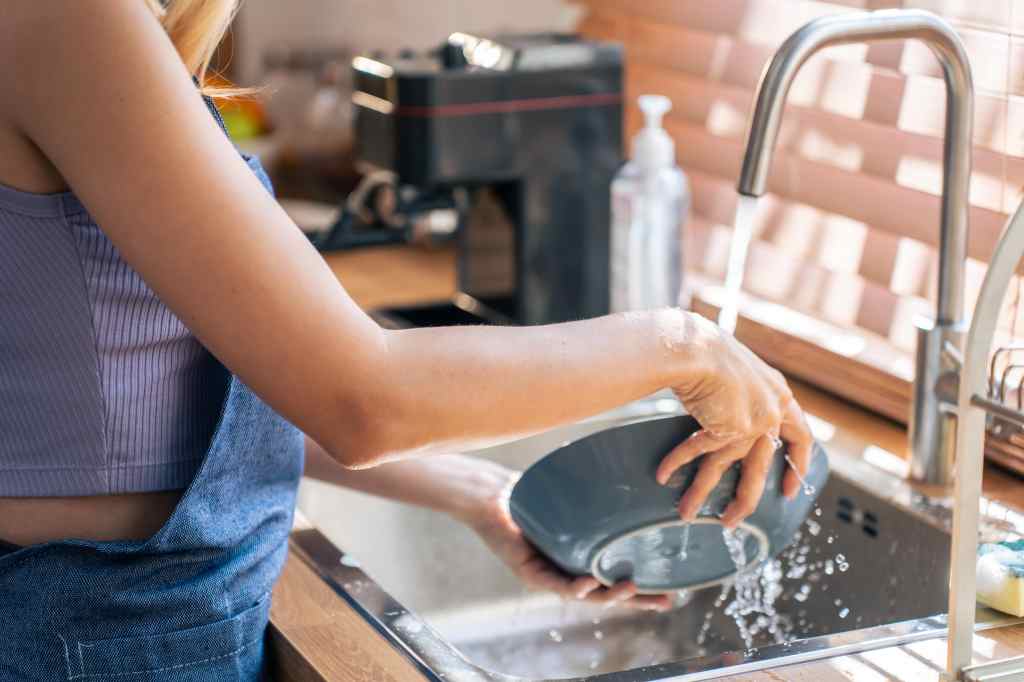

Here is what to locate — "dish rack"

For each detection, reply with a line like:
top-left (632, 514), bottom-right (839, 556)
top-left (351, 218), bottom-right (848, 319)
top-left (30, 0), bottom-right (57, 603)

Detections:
top-left (948, 199), bottom-right (1024, 679)
top-left (983, 344), bottom-right (1024, 476)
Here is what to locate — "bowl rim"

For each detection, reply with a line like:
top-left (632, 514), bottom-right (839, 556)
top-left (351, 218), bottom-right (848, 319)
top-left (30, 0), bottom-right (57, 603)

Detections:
top-left (589, 516), bottom-right (770, 594)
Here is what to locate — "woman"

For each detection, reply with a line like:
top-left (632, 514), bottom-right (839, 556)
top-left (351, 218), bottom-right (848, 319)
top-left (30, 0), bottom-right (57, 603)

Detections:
top-left (0, 1), bottom-right (814, 679)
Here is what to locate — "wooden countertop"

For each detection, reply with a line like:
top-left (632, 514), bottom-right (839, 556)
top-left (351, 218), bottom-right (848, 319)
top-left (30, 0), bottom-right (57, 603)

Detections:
top-left (268, 244), bottom-right (1024, 681)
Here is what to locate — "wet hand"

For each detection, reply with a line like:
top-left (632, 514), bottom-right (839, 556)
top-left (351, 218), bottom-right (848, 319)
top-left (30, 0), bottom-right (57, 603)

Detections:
top-left (466, 473), bottom-right (673, 612)
top-left (656, 313), bottom-right (814, 528)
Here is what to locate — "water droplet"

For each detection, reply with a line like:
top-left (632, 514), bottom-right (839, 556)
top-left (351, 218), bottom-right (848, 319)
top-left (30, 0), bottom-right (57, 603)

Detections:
top-left (593, 630), bottom-right (604, 640)
top-left (794, 584), bottom-right (811, 602)
top-left (548, 629), bottom-right (563, 643)
top-left (834, 598), bottom-right (842, 606)
top-left (339, 555), bottom-right (360, 568)
top-left (785, 454), bottom-right (815, 495)
top-left (838, 607), bottom-right (850, 618)
top-left (826, 535), bottom-right (835, 544)
top-left (814, 507), bottom-right (822, 517)
top-left (395, 617), bottom-right (423, 634)
top-left (824, 560), bottom-right (835, 575)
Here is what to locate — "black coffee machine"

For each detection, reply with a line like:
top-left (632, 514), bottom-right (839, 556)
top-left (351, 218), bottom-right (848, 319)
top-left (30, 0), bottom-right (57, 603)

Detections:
top-left (316, 33), bottom-right (623, 326)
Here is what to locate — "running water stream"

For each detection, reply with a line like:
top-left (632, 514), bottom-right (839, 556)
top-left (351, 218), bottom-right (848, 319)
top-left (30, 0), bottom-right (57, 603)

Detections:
top-left (718, 195), bottom-right (760, 334)
top-left (621, 192), bottom-right (851, 653)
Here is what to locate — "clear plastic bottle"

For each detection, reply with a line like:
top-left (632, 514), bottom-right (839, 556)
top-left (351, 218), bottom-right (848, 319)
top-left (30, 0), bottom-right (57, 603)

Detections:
top-left (610, 95), bottom-right (690, 312)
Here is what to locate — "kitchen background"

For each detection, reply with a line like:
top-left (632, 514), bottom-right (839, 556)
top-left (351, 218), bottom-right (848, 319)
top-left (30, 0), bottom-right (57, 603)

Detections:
top-left (218, 0), bottom-right (1024, 476)
top-left (232, 3), bottom-right (1024, 679)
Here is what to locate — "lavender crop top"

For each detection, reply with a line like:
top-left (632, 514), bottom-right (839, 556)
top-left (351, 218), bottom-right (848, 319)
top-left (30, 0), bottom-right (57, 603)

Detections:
top-left (0, 106), bottom-right (270, 497)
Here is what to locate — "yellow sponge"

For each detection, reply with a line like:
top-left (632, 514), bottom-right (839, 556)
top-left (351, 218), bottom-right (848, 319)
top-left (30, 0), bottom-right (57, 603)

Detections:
top-left (976, 540), bottom-right (1024, 617)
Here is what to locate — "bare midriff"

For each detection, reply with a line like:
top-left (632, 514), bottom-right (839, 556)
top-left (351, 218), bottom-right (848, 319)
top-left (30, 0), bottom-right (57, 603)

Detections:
top-left (0, 491), bottom-right (183, 546)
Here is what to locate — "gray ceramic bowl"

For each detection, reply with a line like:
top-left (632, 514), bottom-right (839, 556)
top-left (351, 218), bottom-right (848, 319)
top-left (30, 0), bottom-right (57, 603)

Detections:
top-left (509, 414), bottom-right (829, 593)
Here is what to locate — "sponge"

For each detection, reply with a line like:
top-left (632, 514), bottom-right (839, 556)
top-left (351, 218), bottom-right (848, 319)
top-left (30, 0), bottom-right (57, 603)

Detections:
top-left (976, 540), bottom-right (1024, 617)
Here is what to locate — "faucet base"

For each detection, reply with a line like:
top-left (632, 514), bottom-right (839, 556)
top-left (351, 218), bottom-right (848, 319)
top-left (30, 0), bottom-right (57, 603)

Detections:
top-left (910, 318), bottom-right (964, 486)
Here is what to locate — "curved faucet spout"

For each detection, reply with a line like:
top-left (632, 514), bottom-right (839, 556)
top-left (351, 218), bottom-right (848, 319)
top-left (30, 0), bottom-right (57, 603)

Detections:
top-left (737, 9), bottom-right (973, 326)
top-left (736, 9), bottom-right (974, 488)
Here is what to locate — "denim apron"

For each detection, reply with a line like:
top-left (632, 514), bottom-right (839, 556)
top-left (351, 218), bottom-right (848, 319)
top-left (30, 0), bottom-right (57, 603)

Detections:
top-left (0, 95), bottom-right (305, 680)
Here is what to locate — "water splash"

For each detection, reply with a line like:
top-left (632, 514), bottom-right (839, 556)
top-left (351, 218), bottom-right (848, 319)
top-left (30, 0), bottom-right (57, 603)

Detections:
top-left (678, 522), bottom-right (692, 561)
top-left (784, 454), bottom-right (816, 495)
top-left (720, 527), bottom-right (789, 648)
top-left (718, 195), bottom-right (760, 334)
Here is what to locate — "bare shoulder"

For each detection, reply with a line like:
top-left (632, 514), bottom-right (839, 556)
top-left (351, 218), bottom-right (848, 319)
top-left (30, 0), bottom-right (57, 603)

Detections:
top-left (0, 2), bottom-right (168, 122)
top-left (0, 2), bottom-right (166, 193)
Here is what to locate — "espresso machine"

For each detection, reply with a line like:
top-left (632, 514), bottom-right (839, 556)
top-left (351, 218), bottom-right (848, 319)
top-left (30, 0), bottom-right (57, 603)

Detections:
top-left (316, 32), bottom-right (623, 326)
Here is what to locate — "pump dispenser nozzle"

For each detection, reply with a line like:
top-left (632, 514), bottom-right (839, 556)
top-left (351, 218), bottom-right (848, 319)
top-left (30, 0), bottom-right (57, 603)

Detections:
top-left (634, 95), bottom-right (675, 169)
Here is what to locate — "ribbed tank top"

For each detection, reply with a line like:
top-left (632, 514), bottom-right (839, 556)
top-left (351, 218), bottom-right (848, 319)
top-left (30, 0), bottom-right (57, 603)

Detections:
top-left (0, 101), bottom-right (268, 497)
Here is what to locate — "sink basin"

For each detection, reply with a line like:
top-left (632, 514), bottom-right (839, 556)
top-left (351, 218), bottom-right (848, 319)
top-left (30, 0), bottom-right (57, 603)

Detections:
top-left (294, 400), bottom-right (1023, 681)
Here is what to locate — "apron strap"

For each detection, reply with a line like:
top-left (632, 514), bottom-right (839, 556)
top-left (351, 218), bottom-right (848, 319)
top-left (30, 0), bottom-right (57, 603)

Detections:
top-left (194, 76), bottom-right (231, 138)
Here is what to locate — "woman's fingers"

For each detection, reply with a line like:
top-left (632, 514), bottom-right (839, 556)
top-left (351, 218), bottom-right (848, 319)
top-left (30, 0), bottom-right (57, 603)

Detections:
top-left (618, 593), bottom-right (675, 611)
top-left (780, 402), bottom-right (814, 500)
top-left (676, 442), bottom-right (749, 521)
top-left (656, 430), bottom-right (727, 485)
top-left (577, 582), bottom-right (673, 611)
top-left (589, 580), bottom-right (637, 604)
top-left (519, 555), bottom-right (589, 595)
top-left (721, 434), bottom-right (774, 528)
top-left (570, 575), bottom-right (602, 599)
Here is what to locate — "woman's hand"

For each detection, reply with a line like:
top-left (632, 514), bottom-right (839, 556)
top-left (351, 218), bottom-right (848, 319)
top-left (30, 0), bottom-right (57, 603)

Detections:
top-left (304, 443), bottom-right (673, 609)
top-left (466, 472), bottom-right (673, 612)
top-left (655, 313), bottom-right (815, 528)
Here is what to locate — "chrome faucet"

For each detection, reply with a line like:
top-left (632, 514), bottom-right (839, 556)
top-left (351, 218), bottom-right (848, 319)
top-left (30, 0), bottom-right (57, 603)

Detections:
top-left (736, 9), bottom-right (974, 486)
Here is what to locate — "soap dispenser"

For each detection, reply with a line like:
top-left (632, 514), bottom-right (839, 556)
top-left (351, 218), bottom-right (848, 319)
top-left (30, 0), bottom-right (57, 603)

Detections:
top-left (610, 95), bottom-right (690, 312)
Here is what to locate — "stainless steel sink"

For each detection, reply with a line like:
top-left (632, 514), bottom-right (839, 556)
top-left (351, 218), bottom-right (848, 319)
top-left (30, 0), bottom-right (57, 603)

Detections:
top-left (293, 400), bottom-right (1023, 681)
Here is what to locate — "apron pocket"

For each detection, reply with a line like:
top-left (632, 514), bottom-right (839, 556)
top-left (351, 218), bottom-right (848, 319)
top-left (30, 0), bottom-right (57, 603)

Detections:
top-left (66, 592), bottom-right (270, 679)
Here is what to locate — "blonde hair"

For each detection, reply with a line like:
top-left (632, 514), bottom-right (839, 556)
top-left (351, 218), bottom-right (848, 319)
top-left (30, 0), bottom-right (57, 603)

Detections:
top-left (145, 0), bottom-right (247, 98)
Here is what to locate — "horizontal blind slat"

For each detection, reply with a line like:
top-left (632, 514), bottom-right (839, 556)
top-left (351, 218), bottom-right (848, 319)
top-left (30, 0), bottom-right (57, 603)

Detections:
top-left (687, 216), bottom-right (929, 345)
top-left (584, 0), bottom-right (1016, 93)
top-left (627, 63), bottom-right (1024, 213)
top-left (581, 8), bottom-right (1020, 154)
top-left (654, 115), bottom-right (1008, 261)
top-left (687, 169), bottom-right (923, 294)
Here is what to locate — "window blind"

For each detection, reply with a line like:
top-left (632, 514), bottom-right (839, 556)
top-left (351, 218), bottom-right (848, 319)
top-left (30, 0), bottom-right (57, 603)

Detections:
top-left (580, 0), bottom-right (1024, 422)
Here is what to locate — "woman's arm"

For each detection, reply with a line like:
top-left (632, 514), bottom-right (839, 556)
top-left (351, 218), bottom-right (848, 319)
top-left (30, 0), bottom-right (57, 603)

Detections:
top-left (2, 2), bottom-right (811, 524)
top-left (304, 439), bottom-right (673, 610)
top-left (302, 436), bottom-right (513, 522)
top-left (1, 2), bottom-right (678, 461)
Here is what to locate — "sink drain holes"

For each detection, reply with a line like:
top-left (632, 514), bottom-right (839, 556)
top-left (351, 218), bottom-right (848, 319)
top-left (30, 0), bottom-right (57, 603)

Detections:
top-left (835, 497), bottom-right (879, 539)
